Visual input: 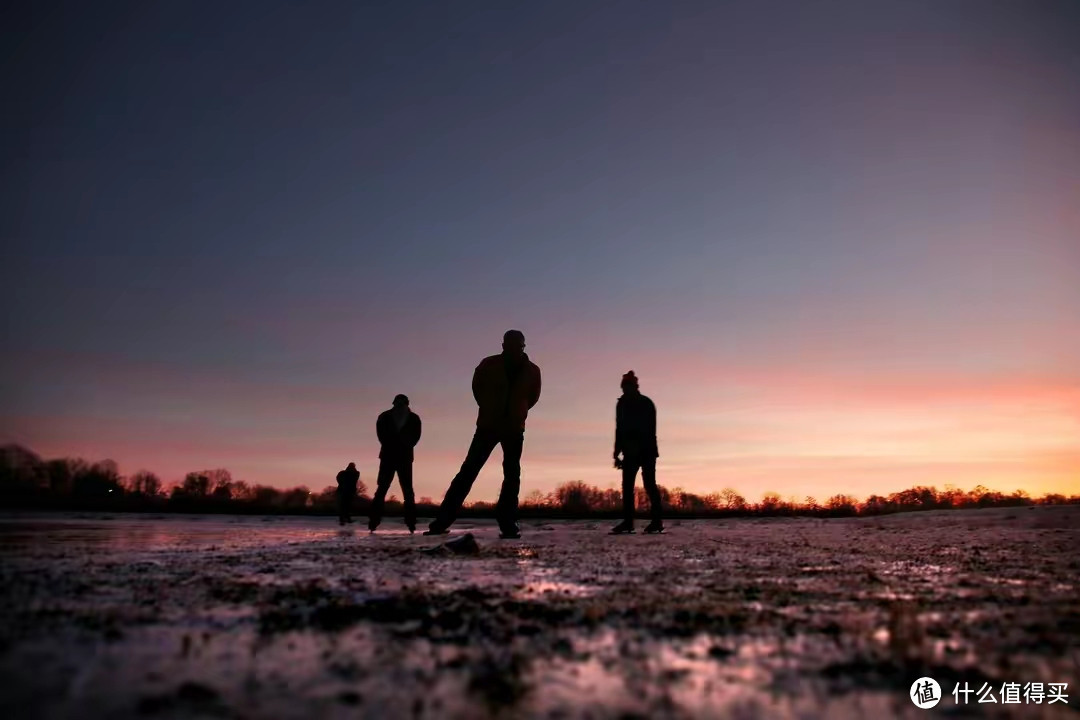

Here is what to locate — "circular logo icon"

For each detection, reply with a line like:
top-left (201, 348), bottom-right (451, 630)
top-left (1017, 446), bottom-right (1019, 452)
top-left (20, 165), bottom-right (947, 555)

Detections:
top-left (910, 677), bottom-right (942, 709)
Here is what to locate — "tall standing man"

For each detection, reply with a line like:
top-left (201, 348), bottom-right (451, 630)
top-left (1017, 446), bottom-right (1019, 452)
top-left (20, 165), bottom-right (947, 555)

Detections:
top-left (369, 394), bottom-right (422, 533)
top-left (611, 370), bottom-right (663, 535)
top-left (425, 329), bottom-right (541, 538)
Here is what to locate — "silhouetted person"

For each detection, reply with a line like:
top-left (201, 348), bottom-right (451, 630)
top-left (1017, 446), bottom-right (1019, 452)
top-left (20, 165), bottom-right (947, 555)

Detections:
top-left (336, 462), bottom-right (360, 525)
top-left (611, 371), bottom-right (663, 534)
top-left (426, 329), bottom-right (541, 538)
top-left (369, 394), bottom-right (422, 533)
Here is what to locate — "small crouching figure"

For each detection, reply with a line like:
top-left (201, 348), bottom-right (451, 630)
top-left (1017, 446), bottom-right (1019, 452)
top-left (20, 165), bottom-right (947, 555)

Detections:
top-left (336, 462), bottom-right (360, 526)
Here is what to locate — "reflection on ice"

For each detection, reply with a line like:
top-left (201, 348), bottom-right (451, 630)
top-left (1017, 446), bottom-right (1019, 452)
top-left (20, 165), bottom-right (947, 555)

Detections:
top-left (0, 513), bottom-right (343, 553)
top-left (513, 560), bottom-right (595, 599)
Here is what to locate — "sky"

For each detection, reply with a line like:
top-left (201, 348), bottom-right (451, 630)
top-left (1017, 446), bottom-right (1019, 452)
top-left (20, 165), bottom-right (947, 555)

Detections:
top-left (3, 0), bottom-right (1079, 503)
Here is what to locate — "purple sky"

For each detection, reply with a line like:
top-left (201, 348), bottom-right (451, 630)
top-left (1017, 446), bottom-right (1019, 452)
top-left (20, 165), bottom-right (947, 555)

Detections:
top-left (3, 0), bottom-right (1078, 502)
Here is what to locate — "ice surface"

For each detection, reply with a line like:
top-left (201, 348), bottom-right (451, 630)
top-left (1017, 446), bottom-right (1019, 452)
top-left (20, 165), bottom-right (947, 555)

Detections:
top-left (0, 508), bottom-right (1077, 719)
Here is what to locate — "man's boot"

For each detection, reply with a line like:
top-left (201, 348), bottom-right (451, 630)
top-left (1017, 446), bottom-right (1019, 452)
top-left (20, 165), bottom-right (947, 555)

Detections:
top-left (643, 520), bottom-right (664, 534)
top-left (610, 520), bottom-right (635, 535)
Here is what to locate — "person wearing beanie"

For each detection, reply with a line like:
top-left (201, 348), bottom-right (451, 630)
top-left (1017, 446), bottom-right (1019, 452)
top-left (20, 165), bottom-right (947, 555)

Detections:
top-left (426, 329), bottom-right (542, 539)
top-left (611, 370), bottom-right (663, 534)
top-left (370, 394), bottom-right (422, 533)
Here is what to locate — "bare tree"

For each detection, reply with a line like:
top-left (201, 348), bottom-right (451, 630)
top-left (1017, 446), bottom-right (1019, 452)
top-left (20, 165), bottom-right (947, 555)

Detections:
top-left (128, 470), bottom-right (161, 496)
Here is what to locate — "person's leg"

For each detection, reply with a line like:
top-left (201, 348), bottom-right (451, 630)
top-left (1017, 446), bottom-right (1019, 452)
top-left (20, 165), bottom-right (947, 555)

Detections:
top-left (496, 430), bottom-right (524, 532)
top-left (431, 430), bottom-right (498, 531)
top-left (368, 459), bottom-right (395, 530)
top-left (398, 460), bottom-right (417, 531)
top-left (338, 490), bottom-right (349, 525)
top-left (610, 458), bottom-right (639, 533)
top-left (642, 456), bottom-right (663, 526)
top-left (622, 459), bottom-right (640, 523)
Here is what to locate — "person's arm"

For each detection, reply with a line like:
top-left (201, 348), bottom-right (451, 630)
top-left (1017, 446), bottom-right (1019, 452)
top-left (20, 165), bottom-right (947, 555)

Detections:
top-left (649, 399), bottom-right (659, 458)
top-left (614, 400), bottom-right (623, 466)
top-left (528, 365), bottom-right (541, 409)
top-left (376, 414), bottom-right (390, 447)
top-left (472, 363), bottom-right (484, 405)
top-left (412, 415), bottom-right (422, 447)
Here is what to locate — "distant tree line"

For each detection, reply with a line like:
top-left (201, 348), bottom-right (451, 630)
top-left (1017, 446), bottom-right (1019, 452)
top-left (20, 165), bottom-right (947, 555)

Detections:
top-left (1, 443), bottom-right (1077, 519)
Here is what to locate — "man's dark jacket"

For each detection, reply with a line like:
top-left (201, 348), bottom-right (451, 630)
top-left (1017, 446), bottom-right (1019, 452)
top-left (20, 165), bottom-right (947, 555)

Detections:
top-left (336, 466), bottom-right (360, 493)
top-left (472, 353), bottom-right (542, 432)
top-left (615, 392), bottom-right (659, 459)
top-left (376, 410), bottom-right (422, 461)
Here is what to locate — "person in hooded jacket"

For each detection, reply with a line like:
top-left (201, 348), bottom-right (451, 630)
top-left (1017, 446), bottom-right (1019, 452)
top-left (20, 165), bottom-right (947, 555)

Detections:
top-left (611, 370), bottom-right (664, 535)
top-left (369, 394), bottom-right (422, 533)
top-left (426, 329), bottom-right (541, 538)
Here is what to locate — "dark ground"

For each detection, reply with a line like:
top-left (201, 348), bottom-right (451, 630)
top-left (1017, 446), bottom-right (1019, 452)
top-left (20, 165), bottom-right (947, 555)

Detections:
top-left (0, 507), bottom-right (1077, 719)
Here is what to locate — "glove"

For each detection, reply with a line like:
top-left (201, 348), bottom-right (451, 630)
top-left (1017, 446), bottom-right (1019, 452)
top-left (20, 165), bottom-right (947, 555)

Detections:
top-left (613, 454), bottom-right (623, 470)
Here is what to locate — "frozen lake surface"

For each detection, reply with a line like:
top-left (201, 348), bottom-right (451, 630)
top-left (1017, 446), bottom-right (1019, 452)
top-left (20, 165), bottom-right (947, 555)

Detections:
top-left (0, 508), bottom-right (1077, 719)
